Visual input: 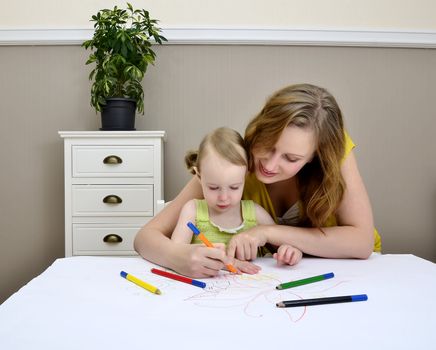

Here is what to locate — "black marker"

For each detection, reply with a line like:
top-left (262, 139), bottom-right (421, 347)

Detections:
top-left (276, 294), bottom-right (368, 308)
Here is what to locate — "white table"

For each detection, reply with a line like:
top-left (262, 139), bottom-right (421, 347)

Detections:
top-left (1, 254), bottom-right (435, 349)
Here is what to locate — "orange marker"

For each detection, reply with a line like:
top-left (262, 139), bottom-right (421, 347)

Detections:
top-left (187, 222), bottom-right (238, 273)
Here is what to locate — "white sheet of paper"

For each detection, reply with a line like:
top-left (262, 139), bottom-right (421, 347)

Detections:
top-left (1, 254), bottom-right (435, 349)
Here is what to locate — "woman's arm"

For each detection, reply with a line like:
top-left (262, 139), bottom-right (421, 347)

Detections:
top-left (134, 177), bottom-right (229, 277)
top-left (255, 203), bottom-right (303, 265)
top-left (254, 204), bottom-right (276, 226)
top-left (228, 151), bottom-right (375, 260)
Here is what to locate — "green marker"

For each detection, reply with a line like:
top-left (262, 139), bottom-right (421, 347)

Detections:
top-left (276, 272), bottom-right (334, 290)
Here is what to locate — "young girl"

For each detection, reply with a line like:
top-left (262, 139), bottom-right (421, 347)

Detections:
top-left (171, 127), bottom-right (302, 274)
top-left (134, 84), bottom-right (380, 278)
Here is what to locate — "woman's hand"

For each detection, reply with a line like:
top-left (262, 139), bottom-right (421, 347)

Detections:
top-left (273, 244), bottom-right (302, 266)
top-left (226, 226), bottom-right (268, 261)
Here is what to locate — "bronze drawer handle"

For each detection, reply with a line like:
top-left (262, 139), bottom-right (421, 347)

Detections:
top-left (103, 195), bottom-right (122, 204)
top-left (103, 155), bottom-right (123, 164)
top-left (103, 234), bottom-right (123, 243)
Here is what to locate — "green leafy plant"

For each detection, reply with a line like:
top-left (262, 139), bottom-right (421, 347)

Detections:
top-left (82, 2), bottom-right (167, 114)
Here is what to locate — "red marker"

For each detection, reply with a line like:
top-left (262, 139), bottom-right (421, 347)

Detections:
top-left (151, 268), bottom-right (206, 288)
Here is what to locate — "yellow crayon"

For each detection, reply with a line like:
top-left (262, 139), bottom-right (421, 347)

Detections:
top-left (120, 271), bottom-right (161, 295)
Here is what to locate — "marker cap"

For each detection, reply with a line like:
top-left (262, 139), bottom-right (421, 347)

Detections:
top-left (192, 280), bottom-right (206, 288)
top-left (351, 294), bottom-right (368, 302)
top-left (187, 222), bottom-right (200, 235)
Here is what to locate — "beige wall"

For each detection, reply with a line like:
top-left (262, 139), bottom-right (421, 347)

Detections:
top-left (1, 0), bottom-right (436, 30)
top-left (0, 43), bottom-right (435, 304)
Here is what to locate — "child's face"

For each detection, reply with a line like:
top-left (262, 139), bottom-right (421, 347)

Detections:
top-left (199, 150), bottom-right (246, 214)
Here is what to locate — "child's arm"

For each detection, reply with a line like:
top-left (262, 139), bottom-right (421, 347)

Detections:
top-left (172, 200), bottom-right (261, 274)
top-left (171, 200), bottom-right (197, 243)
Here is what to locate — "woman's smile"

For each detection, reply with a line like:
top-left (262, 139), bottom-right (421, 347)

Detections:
top-left (259, 161), bottom-right (277, 177)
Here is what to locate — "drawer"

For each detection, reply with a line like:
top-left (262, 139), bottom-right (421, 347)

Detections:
top-left (73, 224), bottom-right (139, 255)
top-left (72, 185), bottom-right (153, 216)
top-left (72, 146), bottom-right (154, 177)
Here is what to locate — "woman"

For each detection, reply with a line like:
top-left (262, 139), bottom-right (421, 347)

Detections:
top-left (134, 83), bottom-right (381, 278)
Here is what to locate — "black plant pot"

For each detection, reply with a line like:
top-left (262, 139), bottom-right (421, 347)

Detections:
top-left (100, 98), bottom-right (136, 131)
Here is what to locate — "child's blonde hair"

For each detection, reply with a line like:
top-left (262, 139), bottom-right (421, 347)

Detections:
top-left (185, 127), bottom-right (247, 175)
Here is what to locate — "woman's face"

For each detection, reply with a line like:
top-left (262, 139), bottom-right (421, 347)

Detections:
top-left (252, 125), bottom-right (316, 184)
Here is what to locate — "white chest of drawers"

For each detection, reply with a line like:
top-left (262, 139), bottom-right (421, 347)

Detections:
top-left (59, 131), bottom-right (165, 257)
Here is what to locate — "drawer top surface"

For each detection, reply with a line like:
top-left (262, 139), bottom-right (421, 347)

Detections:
top-left (59, 131), bottom-right (166, 140)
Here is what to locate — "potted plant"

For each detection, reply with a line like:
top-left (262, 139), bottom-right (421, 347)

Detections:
top-left (82, 2), bottom-right (167, 130)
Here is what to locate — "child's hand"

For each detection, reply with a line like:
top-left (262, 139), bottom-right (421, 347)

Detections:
top-left (233, 258), bottom-right (262, 275)
top-left (212, 243), bottom-right (226, 251)
top-left (273, 245), bottom-right (302, 266)
top-left (210, 244), bottom-right (260, 274)
top-left (227, 227), bottom-right (267, 261)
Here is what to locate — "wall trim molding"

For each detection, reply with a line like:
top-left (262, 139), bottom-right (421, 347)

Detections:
top-left (1, 28), bottom-right (436, 48)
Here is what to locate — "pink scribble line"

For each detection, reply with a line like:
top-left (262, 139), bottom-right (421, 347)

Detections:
top-left (243, 290), bottom-right (271, 318)
top-left (183, 273), bottom-right (346, 324)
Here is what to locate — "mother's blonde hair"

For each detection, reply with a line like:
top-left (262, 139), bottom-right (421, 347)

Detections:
top-left (245, 83), bottom-right (345, 228)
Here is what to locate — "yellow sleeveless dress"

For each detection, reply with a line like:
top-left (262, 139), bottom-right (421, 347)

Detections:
top-left (191, 199), bottom-right (258, 246)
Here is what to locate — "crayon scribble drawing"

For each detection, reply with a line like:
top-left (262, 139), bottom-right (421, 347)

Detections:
top-left (184, 272), bottom-right (347, 323)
